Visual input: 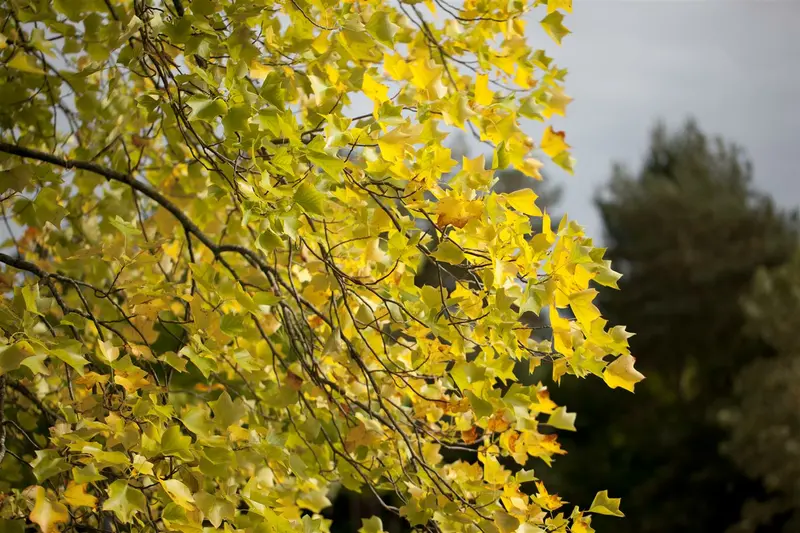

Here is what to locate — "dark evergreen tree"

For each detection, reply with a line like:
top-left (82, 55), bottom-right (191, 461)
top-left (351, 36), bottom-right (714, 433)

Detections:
top-left (545, 120), bottom-right (798, 533)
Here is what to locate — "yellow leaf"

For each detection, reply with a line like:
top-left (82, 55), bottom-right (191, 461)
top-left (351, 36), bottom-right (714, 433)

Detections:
top-left (384, 52), bottom-right (409, 80)
top-left (505, 189), bottom-right (542, 217)
top-left (64, 482), bottom-right (98, 509)
top-left (603, 354), bottom-right (645, 392)
top-left (345, 419), bottom-right (382, 452)
top-left (548, 0), bottom-right (573, 13)
top-left (97, 340), bottom-right (120, 363)
top-left (362, 72), bottom-right (389, 104)
top-left (568, 289), bottom-right (601, 328)
top-left (549, 309), bottom-right (573, 355)
top-left (543, 85), bottom-right (573, 118)
top-left (483, 454), bottom-right (510, 485)
top-left (590, 490), bottom-right (625, 517)
top-left (377, 124), bottom-right (422, 162)
top-left (431, 241), bottom-right (465, 265)
top-left (541, 126), bottom-right (570, 158)
top-left (159, 479), bottom-right (195, 510)
top-left (519, 157), bottom-right (544, 180)
top-left (435, 196), bottom-right (483, 229)
top-left (533, 481), bottom-right (564, 511)
top-left (249, 61), bottom-right (271, 80)
top-left (409, 58), bottom-right (442, 90)
top-left (30, 487), bottom-right (69, 533)
top-left (131, 454), bottom-right (154, 476)
top-left (7, 52), bottom-right (46, 75)
top-left (475, 73), bottom-right (493, 106)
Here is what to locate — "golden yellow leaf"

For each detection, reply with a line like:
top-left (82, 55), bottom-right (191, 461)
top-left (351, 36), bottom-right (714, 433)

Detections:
top-left (30, 487), bottom-right (69, 533)
top-left (475, 73), bottom-right (493, 106)
top-left (64, 482), bottom-right (98, 509)
top-left (548, 0), bottom-right (573, 14)
top-left (603, 354), bottom-right (645, 392)
top-left (541, 126), bottom-right (570, 158)
top-left (435, 196), bottom-right (484, 229)
top-left (505, 189), bottom-right (542, 217)
top-left (249, 61), bottom-right (272, 80)
top-left (362, 72), bottom-right (390, 104)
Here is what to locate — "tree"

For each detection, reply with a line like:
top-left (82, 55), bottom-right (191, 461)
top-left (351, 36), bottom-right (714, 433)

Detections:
top-left (546, 120), bottom-right (798, 533)
top-left (0, 1), bottom-right (637, 533)
top-left (721, 252), bottom-right (800, 533)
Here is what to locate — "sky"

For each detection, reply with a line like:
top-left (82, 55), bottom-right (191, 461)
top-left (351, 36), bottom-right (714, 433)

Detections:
top-left (509, 1), bottom-right (800, 240)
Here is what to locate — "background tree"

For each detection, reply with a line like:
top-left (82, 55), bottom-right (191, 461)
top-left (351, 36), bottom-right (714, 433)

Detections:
top-left (0, 1), bottom-right (638, 533)
top-left (545, 120), bottom-right (798, 533)
top-left (721, 251), bottom-right (800, 533)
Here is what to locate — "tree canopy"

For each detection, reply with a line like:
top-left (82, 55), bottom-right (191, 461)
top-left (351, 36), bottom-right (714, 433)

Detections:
top-left (0, 1), bottom-right (639, 532)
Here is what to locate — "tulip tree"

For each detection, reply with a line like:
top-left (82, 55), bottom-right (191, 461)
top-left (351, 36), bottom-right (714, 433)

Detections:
top-left (0, 0), bottom-right (642, 532)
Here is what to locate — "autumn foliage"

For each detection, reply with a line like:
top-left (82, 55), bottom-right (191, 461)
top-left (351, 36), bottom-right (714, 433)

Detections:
top-left (0, 0), bottom-right (641, 532)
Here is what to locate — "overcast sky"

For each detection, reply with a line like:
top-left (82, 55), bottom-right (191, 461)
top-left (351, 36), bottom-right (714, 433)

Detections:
top-left (507, 1), bottom-right (800, 240)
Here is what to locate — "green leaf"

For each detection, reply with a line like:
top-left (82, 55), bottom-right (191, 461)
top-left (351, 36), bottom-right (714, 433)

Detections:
top-left (590, 490), bottom-right (625, 517)
top-left (294, 182), bottom-right (325, 216)
top-left (6, 52), bottom-right (46, 75)
top-left (366, 11), bottom-right (399, 47)
top-left (464, 390), bottom-right (493, 419)
top-left (253, 292), bottom-right (282, 306)
top-left (289, 454), bottom-right (308, 478)
top-left (359, 516), bottom-right (387, 533)
top-left (161, 425), bottom-right (192, 458)
top-left (103, 481), bottom-right (147, 522)
top-left (220, 313), bottom-right (245, 337)
top-left (109, 216), bottom-right (140, 237)
top-left (0, 519), bottom-right (25, 533)
top-left (450, 362), bottom-right (485, 391)
top-left (186, 95), bottom-right (228, 121)
top-left (494, 511), bottom-right (520, 533)
top-left (431, 241), bottom-right (465, 265)
top-left (540, 12), bottom-right (570, 45)
top-left (179, 346), bottom-right (216, 378)
top-left (21, 284), bottom-right (40, 315)
top-left (223, 104), bottom-right (252, 135)
top-left (546, 406), bottom-right (576, 431)
top-left (49, 341), bottom-right (88, 376)
top-left (194, 491), bottom-right (235, 528)
top-left (53, 0), bottom-right (84, 20)
top-left (72, 464), bottom-right (106, 483)
top-left (33, 187), bottom-right (67, 226)
top-left (257, 228), bottom-right (283, 252)
top-left (209, 391), bottom-right (246, 427)
top-left (0, 341), bottom-right (35, 374)
top-left (1, 165), bottom-right (34, 193)
top-left (259, 508), bottom-right (296, 533)
top-left (307, 151), bottom-right (345, 178)
top-left (492, 141), bottom-right (510, 170)
top-left (31, 450), bottom-right (71, 482)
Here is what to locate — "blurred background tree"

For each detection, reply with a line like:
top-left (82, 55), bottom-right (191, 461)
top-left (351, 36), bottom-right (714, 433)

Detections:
top-left (721, 251), bottom-right (800, 533)
top-left (543, 119), bottom-right (799, 533)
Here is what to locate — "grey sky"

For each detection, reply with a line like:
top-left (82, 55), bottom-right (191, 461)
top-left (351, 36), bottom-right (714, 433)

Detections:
top-left (510, 1), bottom-right (800, 240)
